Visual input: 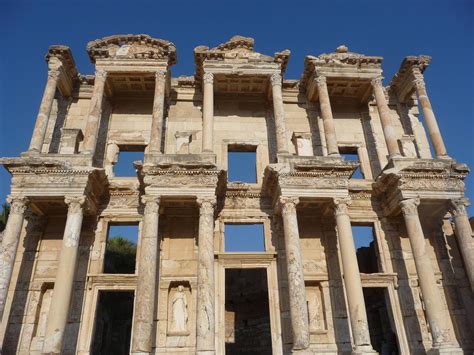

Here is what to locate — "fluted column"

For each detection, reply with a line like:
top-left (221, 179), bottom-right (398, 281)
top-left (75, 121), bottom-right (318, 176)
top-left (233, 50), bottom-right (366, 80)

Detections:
top-left (43, 196), bottom-right (85, 354)
top-left (28, 68), bottom-right (61, 153)
top-left (279, 196), bottom-right (310, 350)
top-left (450, 198), bottom-right (474, 292)
top-left (333, 198), bottom-right (375, 354)
top-left (196, 197), bottom-right (216, 354)
top-left (315, 75), bottom-right (339, 156)
top-left (202, 72), bottom-right (214, 153)
top-left (82, 69), bottom-right (108, 155)
top-left (0, 196), bottom-right (29, 317)
top-left (270, 73), bottom-right (289, 154)
top-left (400, 198), bottom-right (459, 352)
top-left (148, 70), bottom-right (167, 153)
top-left (412, 74), bottom-right (448, 158)
top-left (371, 76), bottom-right (401, 158)
top-left (131, 195), bottom-right (160, 354)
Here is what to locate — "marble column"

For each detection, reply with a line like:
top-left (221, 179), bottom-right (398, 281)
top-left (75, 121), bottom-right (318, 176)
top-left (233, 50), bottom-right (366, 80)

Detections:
top-left (148, 70), bottom-right (167, 154)
top-left (450, 198), bottom-right (474, 292)
top-left (42, 196), bottom-right (85, 354)
top-left (0, 196), bottom-right (29, 317)
top-left (371, 77), bottom-right (401, 158)
top-left (400, 198), bottom-right (460, 352)
top-left (82, 69), bottom-right (108, 155)
top-left (270, 73), bottom-right (289, 154)
top-left (131, 195), bottom-right (160, 354)
top-left (202, 72), bottom-right (214, 153)
top-left (413, 74), bottom-right (448, 158)
top-left (315, 75), bottom-right (339, 156)
top-left (333, 198), bottom-right (375, 354)
top-left (279, 196), bottom-right (310, 350)
top-left (196, 197), bottom-right (216, 354)
top-left (28, 68), bottom-right (61, 153)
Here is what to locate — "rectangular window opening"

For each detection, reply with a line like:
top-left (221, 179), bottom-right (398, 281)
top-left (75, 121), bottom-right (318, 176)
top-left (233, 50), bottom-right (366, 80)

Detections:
top-left (339, 146), bottom-right (363, 179)
top-left (224, 223), bottom-right (265, 252)
top-left (227, 145), bottom-right (257, 183)
top-left (104, 223), bottom-right (138, 274)
top-left (91, 291), bottom-right (134, 355)
top-left (114, 146), bottom-right (145, 177)
top-left (352, 224), bottom-right (378, 273)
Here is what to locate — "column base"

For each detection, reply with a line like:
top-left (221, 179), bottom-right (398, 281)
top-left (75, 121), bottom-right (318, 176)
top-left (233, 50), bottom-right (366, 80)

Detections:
top-left (197, 351), bottom-right (215, 355)
top-left (291, 348), bottom-right (314, 354)
top-left (352, 345), bottom-right (378, 354)
top-left (427, 344), bottom-right (463, 355)
top-left (436, 154), bottom-right (452, 160)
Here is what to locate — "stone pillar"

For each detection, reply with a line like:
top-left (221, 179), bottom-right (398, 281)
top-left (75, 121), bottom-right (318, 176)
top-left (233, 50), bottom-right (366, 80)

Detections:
top-left (315, 75), bottom-right (339, 156)
top-left (148, 70), bottom-right (167, 154)
top-left (42, 196), bottom-right (85, 354)
top-left (450, 198), bottom-right (474, 292)
top-left (412, 74), bottom-right (448, 158)
top-left (400, 198), bottom-right (460, 352)
top-left (270, 73), bottom-right (289, 154)
top-left (28, 68), bottom-right (61, 153)
top-left (333, 198), bottom-right (375, 354)
top-left (279, 196), bottom-right (310, 350)
top-left (131, 195), bottom-right (160, 354)
top-left (82, 69), bottom-right (108, 155)
top-left (371, 77), bottom-right (401, 158)
top-left (196, 197), bottom-right (216, 354)
top-left (0, 196), bottom-right (29, 317)
top-left (202, 72), bottom-right (214, 153)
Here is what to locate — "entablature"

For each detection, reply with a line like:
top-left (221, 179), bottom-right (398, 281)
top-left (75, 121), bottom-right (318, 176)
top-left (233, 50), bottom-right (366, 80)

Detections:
top-left (389, 55), bottom-right (431, 102)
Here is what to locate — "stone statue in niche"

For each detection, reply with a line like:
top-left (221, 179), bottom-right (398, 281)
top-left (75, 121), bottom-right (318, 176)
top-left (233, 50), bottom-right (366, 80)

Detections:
top-left (171, 285), bottom-right (188, 333)
top-left (308, 286), bottom-right (324, 332)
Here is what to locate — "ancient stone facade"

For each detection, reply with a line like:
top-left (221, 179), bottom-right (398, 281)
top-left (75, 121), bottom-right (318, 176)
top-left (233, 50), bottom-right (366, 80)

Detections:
top-left (0, 34), bottom-right (473, 354)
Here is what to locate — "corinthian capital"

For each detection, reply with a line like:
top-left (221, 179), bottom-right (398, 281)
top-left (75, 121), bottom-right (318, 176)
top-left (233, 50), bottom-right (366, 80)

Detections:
top-left (412, 76), bottom-right (425, 90)
top-left (203, 72), bottom-right (214, 85)
top-left (399, 198), bottom-right (420, 217)
top-left (95, 69), bottom-right (107, 81)
top-left (47, 69), bottom-right (61, 81)
top-left (450, 198), bottom-right (469, 217)
top-left (270, 73), bottom-right (282, 87)
top-left (314, 75), bottom-right (327, 88)
top-left (371, 76), bottom-right (384, 88)
top-left (141, 195), bottom-right (161, 214)
top-left (197, 196), bottom-right (216, 215)
top-left (155, 70), bottom-right (166, 83)
top-left (6, 195), bottom-right (30, 215)
top-left (333, 197), bottom-right (351, 216)
top-left (65, 195), bottom-right (86, 214)
top-left (279, 196), bottom-right (299, 215)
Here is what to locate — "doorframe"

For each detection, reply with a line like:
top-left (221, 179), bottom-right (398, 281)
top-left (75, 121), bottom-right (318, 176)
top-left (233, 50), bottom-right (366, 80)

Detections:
top-left (215, 252), bottom-right (283, 355)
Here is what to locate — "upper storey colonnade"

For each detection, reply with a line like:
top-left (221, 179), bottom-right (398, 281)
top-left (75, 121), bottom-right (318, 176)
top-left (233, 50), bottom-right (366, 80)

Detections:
top-left (23, 34), bottom-right (449, 166)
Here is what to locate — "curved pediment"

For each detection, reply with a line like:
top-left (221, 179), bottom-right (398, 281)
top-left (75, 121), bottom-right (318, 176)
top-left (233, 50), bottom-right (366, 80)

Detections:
top-left (87, 34), bottom-right (177, 65)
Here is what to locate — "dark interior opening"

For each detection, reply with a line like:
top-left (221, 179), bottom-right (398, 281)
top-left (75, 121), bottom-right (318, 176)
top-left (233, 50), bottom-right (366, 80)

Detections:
top-left (91, 291), bottom-right (134, 355)
top-left (363, 287), bottom-right (399, 354)
top-left (352, 224), bottom-right (379, 273)
top-left (104, 223), bottom-right (138, 274)
top-left (225, 268), bottom-right (272, 354)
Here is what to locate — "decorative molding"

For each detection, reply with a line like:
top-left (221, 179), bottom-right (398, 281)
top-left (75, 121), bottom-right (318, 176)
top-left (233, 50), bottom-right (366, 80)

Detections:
top-left (333, 198), bottom-right (351, 216)
top-left (450, 198), bottom-right (469, 217)
top-left (203, 72), bottom-right (214, 85)
top-left (279, 196), bottom-right (299, 216)
top-left (270, 73), bottom-right (282, 87)
top-left (399, 198), bottom-right (420, 217)
top-left (6, 195), bottom-right (30, 214)
top-left (65, 195), bottom-right (86, 214)
top-left (197, 196), bottom-right (216, 216)
top-left (155, 70), bottom-right (167, 83)
top-left (141, 195), bottom-right (160, 214)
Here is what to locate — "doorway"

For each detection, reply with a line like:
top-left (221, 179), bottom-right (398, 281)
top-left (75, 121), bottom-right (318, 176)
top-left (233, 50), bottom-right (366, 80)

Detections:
top-left (225, 268), bottom-right (272, 354)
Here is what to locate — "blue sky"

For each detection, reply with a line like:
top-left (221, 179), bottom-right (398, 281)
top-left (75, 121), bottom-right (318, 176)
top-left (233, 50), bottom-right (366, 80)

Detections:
top-left (1, 0), bottom-right (473, 215)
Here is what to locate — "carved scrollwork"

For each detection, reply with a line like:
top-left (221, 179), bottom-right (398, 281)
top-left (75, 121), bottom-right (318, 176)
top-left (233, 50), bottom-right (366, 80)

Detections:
top-left (95, 69), bottom-right (107, 81)
top-left (203, 72), bottom-right (214, 85)
top-left (64, 195), bottom-right (86, 214)
top-left (333, 197), bottom-right (351, 216)
top-left (270, 72), bottom-right (282, 87)
top-left (6, 195), bottom-right (30, 215)
top-left (370, 76), bottom-right (384, 88)
top-left (141, 195), bottom-right (161, 214)
top-left (314, 75), bottom-right (327, 88)
top-left (450, 198), bottom-right (469, 217)
top-left (155, 70), bottom-right (167, 83)
top-left (279, 196), bottom-right (299, 216)
top-left (399, 198), bottom-right (420, 217)
top-left (197, 196), bottom-right (216, 216)
top-left (47, 69), bottom-right (61, 81)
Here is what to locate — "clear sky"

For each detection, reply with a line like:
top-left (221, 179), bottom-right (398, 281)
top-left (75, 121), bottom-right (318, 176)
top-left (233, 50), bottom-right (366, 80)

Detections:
top-left (1, 0), bottom-right (473, 215)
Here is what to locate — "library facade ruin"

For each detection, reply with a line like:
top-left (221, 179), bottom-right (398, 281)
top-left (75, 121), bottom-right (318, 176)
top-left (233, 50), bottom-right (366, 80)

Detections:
top-left (0, 34), bottom-right (473, 354)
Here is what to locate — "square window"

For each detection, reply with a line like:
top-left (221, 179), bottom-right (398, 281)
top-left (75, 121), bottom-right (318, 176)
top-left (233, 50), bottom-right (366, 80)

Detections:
top-left (227, 145), bottom-right (257, 183)
top-left (339, 147), bottom-right (363, 179)
top-left (352, 224), bottom-right (378, 273)
top-left (104, 224), bottom-right (138, 274)
top-left (114, 147), bottom-right (144, 177)
top-left (224, 223), bottom-right (265, 252)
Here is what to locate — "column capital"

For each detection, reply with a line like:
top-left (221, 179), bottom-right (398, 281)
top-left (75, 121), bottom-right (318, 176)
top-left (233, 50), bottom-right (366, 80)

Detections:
top-left (95, 69), bottom-right (107, 80)
top-left (197, 196), bottom-right (216, 214)
top-left (332, 197), bottom-right (351, 216)
top-left (278, 196), bottom-right (299, 215)
top-left (141, 195), bottom-right (161, 214)
top-left (370, 76), bottom-right (384, 88)
top-left (203, 72), bottom-right (214, 85)
top-left (270, 72), bottom-right (282, 87)
top-left (413, 76), bottom-right (426, 90)
top-left (64, 195), bottom-right (86, 213)
top-left (399, 198), bottom-right (420, 217)
top-left (6, 195), bottom-right (30, 214)
top-left (155, 70), bottom-right (167, 83)
top-left (450, 198), bottom-right (469, 217)
top-left (314, 74), bottom-right (327, 87)
top-left (47, 68), bottom-right (62, 81)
